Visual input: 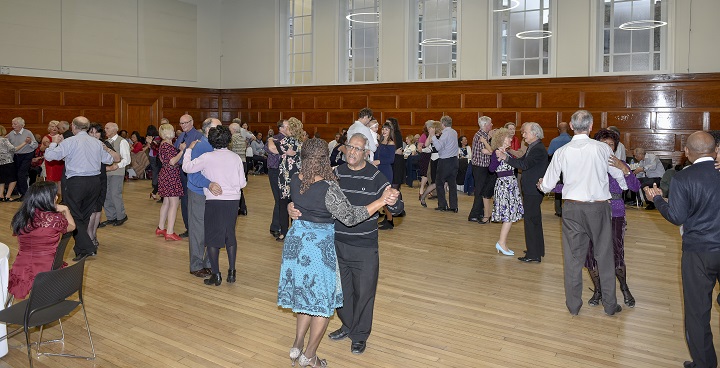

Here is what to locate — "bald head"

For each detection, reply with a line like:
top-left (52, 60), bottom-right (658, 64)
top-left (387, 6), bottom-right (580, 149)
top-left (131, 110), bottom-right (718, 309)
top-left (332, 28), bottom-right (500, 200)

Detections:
top-left (104, 122), bottom-right (119, 138)
top-left (72, 116), bottom-right (90, 133)
top-left (558, 122), bottom-right (569, 134)
top-left (202, 118), bottom-right (222, 136)
top-left (179, 114), bottom-right (194, 132)
top-left (685, 131), bottom-right (717, 163)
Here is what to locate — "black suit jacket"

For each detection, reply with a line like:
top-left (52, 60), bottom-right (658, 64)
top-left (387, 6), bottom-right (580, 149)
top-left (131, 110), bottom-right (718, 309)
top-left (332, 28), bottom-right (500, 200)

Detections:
top-left (654, 160), bottom-right (720, 252)
top-left (505, 140), bottom-right (549, 197)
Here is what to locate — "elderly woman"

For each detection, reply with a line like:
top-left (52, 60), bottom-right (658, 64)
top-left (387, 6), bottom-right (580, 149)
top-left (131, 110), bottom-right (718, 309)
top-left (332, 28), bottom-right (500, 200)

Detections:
top-left (44, 120), bottom-right (65, 197)
top-left (229, 122), bottom-right (249, 216)
top-left (267, 117), bottom-right (304, 241)
top-left (128, 131), bottom-right (150, 180)
top-left (489, 128), bottom-right (524, 256)
top-left (183, 124), bottom-right (247, 286)
top-left (0, 125), bottom-right (18, 201)
top-left (156, 123), bottom-right (186, 241)
top-left (277, 138), bottom-right (394, 368)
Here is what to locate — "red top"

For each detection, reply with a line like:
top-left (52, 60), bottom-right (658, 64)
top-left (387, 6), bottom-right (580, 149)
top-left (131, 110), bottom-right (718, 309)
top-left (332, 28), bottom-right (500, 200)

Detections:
top-left (131, 141), bottom-right (144, 153)
top-left (510, 135), bottom-right (521, 151)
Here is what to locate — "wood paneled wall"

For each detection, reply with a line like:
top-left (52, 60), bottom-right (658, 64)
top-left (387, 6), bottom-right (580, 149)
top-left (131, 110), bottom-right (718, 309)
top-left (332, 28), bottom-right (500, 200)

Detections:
top-left (223, 73), bottom-right (720, 164)
top-left (4, 73), bottom-right (720, 164)
top-left (0, 75), bottom-right (220, 136)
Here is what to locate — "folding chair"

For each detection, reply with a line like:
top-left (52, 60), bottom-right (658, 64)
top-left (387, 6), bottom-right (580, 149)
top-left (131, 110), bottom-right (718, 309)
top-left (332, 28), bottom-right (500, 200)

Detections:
top-left (0, 257), bottom-right (95, 367)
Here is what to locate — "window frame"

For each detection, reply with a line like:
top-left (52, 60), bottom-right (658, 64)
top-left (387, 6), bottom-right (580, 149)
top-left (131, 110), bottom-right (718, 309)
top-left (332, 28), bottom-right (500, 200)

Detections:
top-left (341, 0), bottom-right (381, 84)
top-left (410, 0), bottom-right (460, 81)
top-left (280, 0), bottom-right (315, 85)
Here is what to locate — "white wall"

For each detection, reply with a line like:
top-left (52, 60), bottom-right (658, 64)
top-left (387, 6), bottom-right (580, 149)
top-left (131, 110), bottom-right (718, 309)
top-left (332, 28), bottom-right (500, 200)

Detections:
top-left (0, 0), bottom-right (222, 88)
top-left (2, 0), bottom-right (719, 89)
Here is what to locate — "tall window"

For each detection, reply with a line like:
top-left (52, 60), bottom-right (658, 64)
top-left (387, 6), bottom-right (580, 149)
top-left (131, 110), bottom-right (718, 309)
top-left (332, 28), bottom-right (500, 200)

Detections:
top-left (492, 0), bottom-right (552, 77)
top-left (344, 0), bottom-right (380, 83)
top-left (414, 0), bottom-right (457, 80)
top-left (285, 0), bottom-right (313, 85)
top-left (598, 0), bottom-right (669, 73)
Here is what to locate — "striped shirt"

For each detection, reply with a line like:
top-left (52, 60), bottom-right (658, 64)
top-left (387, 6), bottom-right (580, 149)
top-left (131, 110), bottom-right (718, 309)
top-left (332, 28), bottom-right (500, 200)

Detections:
top-left (471, 130), bottom-right (491, 167)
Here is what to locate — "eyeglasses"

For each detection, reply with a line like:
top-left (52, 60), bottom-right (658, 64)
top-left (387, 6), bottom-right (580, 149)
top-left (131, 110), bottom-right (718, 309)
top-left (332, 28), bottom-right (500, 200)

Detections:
top-left (180, 121), bottom-right (192, 125)
top-left (345, 144), bottom-right (365, 152)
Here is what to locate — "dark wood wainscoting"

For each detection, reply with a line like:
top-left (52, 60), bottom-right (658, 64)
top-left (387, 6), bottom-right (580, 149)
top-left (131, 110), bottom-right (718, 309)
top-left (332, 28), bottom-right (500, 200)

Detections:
top-left (223, 73), bottom-right (720, 164)
top-left (0, 75), bottom-right (220, 137)
top-left (3, 73), bottom-right (720, 163)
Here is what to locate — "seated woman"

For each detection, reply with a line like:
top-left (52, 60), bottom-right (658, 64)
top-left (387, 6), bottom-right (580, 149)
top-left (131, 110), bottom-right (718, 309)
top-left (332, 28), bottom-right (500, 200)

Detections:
top-left (8, 181), bottom-right (76, 299)
top-left (129, 131), bottom-right (150, 179)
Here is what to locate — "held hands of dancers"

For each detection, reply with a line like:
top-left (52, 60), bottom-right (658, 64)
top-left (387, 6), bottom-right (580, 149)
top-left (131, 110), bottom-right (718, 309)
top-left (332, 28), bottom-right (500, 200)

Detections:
top-left (643, 183), bottom-right (663, 202)
top-left (495, 147), bottom-right (507, 161)
top-left (288, 202), bottom-right (301, 220)
top-left (52, 134), bottom-right (63, 144)
top-left (381, 186), bottom-right (399, 205)
top-left (536, 178), bottom-right (544, 191)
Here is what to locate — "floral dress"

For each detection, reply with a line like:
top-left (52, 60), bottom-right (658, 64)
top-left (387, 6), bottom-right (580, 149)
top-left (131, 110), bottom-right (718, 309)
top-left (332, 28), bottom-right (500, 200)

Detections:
top-left (157, 142), bottom-right (183, 197)
top-left (278, 136), bottom-right (301, 199)
top-left (489, 152), bottom-right (524, 223)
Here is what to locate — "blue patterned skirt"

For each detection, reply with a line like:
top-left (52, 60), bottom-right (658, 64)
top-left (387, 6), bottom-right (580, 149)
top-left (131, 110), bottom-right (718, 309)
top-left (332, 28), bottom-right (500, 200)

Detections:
top-left (277, 220), bottom-right (343, 317)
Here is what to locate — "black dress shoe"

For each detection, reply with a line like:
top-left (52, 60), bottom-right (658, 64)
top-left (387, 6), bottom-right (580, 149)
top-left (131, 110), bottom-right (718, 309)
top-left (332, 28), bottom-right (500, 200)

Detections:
top-left (113, 215), bottom-right (128, 226)
top-left (468, 217), bottom-right (479, 222)
top-left (351, 341), bottom-right (366, 355)
top-left (605, 304), bottom-right (622, 316)
top-left (554, 213), bottom-right (562, 217)
top-left (98, 219), bottom-right (115, 228)
top-left (684, 361), bottom-right (696, 368)
top-left (645, 203), bottom-right (656, 210)
top-left (204, 272), bottom-right (222, 286)
top-left (270, 229), bottom-right (281, 237)
top-left (434, 206), bottom-right (447, 211)
top-left (518, 256), bottom-right (541, 263)
top-left (238, 209), bottom-right (247, 216)
top-left (190, 269), bottom-right (211, 278)
top-left (328, 328), bottom-right (349, 341)
top-left (447, 208), bottom-right (459, 213)
top-left (179, 231), bottom-right (189, 238)
top-left (227, 269), bottom-right (237, 283)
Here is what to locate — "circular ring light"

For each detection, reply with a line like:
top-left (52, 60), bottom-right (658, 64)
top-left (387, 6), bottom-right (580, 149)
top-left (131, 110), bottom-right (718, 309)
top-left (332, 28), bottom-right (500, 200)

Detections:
top-left (346, 12), bottom-right (380, 24)
top-left (419, 38), bottom-right (457, 46)
top-left (618, 20), bottom-right (667, 31)
top-left (516, 30), bottom-right (552, 40)
top-left (493, 0), bottom-right (520, 12)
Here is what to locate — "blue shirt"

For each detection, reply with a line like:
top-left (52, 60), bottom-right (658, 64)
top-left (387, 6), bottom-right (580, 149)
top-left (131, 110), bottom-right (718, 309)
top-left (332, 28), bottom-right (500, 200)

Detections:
top-left (44, 131), bottom-right (114, 178)
top-left (547, 132), bottom-right (571, 156)
top-left (174, 128), bottom-right (203, 165)
top-left (186, 136), bottom-right (212, 195)
top-left (431, 126), bottom-right (459, 159)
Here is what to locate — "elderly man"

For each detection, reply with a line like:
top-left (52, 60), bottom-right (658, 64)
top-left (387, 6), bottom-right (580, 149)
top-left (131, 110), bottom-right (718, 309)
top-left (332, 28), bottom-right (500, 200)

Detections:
top-left (345, 108), bottom-right (377, 160)
top-left (498, 122), bottom-right (548, 262)
top-left (228, 122), bottom-right (248, 216)
top-left (175, 114), bottom-right (203, 237)
top-left (98, 122), bottom-right (131, 227)
top-left (59, 120), bottom-right (73, 139)
top-left (328, 132), bottom-right (342, 153)
top-left (468, 116), bottom-right (494, 223)
top-left (644, 132), bottom-right (720, 368)
top-left (539, 110), bottom-right (627, 316)
top-left (6, 117), bottom-right (38, 198)
top-left (632, 147), bottom-right (666, 210)
top-left (428, 115), bottom-right (459, 212)
top-left (44, 116), bottom-right (119, 260)
top-left (547, 122), bottom-right (572, 216)
top-left (290, 133), bottom-right (403, 355)
top-left (186, 118), bottom-right (223, 278)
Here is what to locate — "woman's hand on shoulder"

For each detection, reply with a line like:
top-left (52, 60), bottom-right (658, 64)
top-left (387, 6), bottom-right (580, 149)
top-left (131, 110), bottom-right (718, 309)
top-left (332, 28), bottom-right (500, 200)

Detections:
top-left (56, 204), bottom-right (70, 214)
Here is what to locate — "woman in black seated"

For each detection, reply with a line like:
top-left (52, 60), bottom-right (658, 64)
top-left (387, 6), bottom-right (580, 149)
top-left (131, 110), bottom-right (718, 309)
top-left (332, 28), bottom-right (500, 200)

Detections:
top-left (329, 134), bottom-right (347, 167)
top-left (277, 138), bottom-right (393, 368)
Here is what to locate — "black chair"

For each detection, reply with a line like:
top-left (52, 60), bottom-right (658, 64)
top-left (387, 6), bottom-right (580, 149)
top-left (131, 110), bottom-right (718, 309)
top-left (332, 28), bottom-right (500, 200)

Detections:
top-left (0, 257), bottom-right (96, 367)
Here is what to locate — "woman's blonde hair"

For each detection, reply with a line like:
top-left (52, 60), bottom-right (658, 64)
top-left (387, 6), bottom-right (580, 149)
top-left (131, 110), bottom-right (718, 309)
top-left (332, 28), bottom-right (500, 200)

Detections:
top-left (0, 126), bottom-right (6, 136)
top-left (287, 117), bottom-right (304, 140)
top-left (405, 134), bottom-right (416, 144)
top-left (47, 120), bottom-right (60, 133)
top-left (491, 128), bottom-right (512, 151)
top-left (159, 123), bottom-right (175, 140)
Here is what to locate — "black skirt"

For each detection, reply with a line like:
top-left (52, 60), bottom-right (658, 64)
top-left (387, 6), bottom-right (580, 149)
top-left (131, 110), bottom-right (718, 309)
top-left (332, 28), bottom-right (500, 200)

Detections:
top-left (392, 154), bottom-right (405, 186)
top-left (204, 199), bottom-right (240, 248)
top-left (0, 162), bottom-right (17, 184)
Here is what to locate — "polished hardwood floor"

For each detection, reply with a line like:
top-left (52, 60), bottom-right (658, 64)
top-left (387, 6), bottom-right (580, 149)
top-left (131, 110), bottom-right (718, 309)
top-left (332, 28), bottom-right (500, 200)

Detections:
top-left (0, 176), bottom-right (711, 367)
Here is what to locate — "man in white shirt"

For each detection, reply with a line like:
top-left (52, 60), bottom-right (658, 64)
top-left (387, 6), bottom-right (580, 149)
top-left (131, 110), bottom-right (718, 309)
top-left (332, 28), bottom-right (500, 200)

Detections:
top-left (99, 122), bottom-right (131, 227)
top-left (328, 133), bottom-right (341, 153)
top-left (346, 108), bottom-right (377, 161)
top-left (539, 110), bottom-right (627, 317)
top-left (633, 147), bottom-right (666, 210)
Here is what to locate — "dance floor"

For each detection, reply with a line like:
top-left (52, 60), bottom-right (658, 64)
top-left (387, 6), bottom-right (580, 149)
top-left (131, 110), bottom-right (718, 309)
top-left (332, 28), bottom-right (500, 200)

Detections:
top-left (0, 177), bottom-right (711, 367)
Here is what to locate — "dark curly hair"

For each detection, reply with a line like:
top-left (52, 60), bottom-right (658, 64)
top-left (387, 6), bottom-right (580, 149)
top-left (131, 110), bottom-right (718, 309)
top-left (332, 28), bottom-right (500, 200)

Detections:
top-left (593, 128), bottom-right (619, 151)
top-left (208, 125), bottom-right (232, 149)
top-left (298, 138), bottom-right (337, 194)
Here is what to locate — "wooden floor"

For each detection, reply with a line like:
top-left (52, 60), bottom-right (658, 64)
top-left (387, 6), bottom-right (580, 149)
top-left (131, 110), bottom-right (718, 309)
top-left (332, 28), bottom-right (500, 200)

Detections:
top-left (0, 176), bottom-right (711, 367)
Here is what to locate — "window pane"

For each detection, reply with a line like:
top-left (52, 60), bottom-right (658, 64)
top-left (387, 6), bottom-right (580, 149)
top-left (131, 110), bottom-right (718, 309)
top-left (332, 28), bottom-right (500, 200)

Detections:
top-left (614, 29), bottom-right (631, 53)
top-left (631, 53), bottom-right (649, 72)
top-left (631, 29), bottom-right (650, 52)
top-left (303, 54), bottom-right (312, 72)
top-left (510, 60), bottom-right (524, 75)
top-left (613, 54), bottom-right (631, 72)
top-left (526, 59), bottom-right (540, 75)
top-left (525, 39), bottom-right (540, 59)
top-left (303, 16), bottom-right (312, 34)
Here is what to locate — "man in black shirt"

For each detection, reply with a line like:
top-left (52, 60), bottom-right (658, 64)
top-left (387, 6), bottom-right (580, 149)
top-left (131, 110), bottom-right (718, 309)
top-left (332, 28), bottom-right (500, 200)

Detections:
top-left (290, 133), bottom-right (403, 355)
top-left (645, 131), bottom-right (720, 368)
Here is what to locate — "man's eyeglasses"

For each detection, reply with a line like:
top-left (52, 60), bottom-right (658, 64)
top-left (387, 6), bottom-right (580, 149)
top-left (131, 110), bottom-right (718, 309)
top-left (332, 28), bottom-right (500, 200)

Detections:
top-left (180, 121), bottom-right (192, 125)
top-left (345, 144), bottom-right (365, 152)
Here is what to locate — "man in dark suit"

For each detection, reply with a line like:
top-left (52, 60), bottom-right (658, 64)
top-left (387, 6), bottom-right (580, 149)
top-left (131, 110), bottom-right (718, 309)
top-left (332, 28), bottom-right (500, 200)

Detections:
top-left (497, 122), bottom-right (549, 263)
top-left (645, 131), bottom-right (720, 368)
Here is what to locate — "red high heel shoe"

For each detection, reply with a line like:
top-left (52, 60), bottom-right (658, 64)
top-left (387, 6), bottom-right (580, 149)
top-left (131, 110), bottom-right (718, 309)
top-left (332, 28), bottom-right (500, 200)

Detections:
top-left (165, 233), bottom-right (182, 241)
top-left (155, 227), bottom-right (167, 237)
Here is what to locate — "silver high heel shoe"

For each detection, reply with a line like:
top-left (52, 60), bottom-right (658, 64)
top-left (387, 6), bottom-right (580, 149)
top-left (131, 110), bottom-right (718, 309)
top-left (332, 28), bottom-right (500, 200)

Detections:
top-left (495, 242), bottom-right (515, 256)
top-left (299, 353), bottom-right (327, 367)
top-left (290, 347), bottom-right (302, 366)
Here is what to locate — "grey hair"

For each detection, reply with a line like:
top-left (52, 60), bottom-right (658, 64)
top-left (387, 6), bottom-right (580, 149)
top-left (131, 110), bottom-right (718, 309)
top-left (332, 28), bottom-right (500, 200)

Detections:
top-left (440, 115), bottom-right (452, 127)
top-left (349, 132), bottom-right (368, 145)
top-left (479, 116), bottom-right (492, 129)
top-left (522, 122), bottom-right (544, 139)
top-left (12, 117), bottom-right (25, 126)
top-left (202, 118), bottom-right (214, 134)
top-left (634, 147), bottom-right (646, 155)
top-left (228, 122), bottom-right (241, 134)
top-left (232, 118), bottom-right (242, 124)
top-left (570, 110), bottom-right (593, 132)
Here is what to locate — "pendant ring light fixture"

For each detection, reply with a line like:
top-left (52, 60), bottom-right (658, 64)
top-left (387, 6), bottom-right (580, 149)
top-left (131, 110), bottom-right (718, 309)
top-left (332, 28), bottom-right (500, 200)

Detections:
top-left (346, 12), bottom-right (380, 24)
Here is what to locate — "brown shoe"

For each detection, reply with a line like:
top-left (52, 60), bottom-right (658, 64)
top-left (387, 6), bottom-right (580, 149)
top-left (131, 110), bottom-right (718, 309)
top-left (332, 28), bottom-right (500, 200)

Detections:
top-left (190, 269), bottom-right (211, 278)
